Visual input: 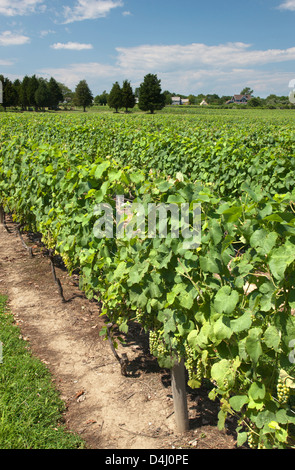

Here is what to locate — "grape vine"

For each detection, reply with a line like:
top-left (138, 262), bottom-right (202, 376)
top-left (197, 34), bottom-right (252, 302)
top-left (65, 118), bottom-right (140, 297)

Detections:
top-left (0, 112), bottom-right (295, 448)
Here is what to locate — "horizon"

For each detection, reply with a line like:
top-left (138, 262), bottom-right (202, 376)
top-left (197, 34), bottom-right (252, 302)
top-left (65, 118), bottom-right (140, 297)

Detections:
top-left (0, 1), bottom-right (295, 98)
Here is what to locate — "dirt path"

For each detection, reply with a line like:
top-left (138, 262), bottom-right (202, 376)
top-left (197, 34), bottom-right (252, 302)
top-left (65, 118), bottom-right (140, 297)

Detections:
top-left (0, 219), bottom-right (238, 450)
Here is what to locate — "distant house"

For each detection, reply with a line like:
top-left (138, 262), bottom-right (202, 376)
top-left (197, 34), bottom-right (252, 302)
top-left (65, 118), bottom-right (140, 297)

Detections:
top-left (172, 96), bottom-right (182, 105)
top-left (200, 99), bottom-right (208, 106)
top-left (171, 97), bottom-right (189, 105)
top-left (226, 94), bottom-right (252, 105)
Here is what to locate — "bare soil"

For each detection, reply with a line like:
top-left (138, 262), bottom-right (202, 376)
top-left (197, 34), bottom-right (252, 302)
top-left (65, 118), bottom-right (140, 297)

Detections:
top-left (0, 218), bottom-right (239, 450)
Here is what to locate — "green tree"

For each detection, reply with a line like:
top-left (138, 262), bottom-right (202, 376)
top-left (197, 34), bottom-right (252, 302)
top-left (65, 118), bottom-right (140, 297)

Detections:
top-left (27, 75), bottom-right (39, 109)
top-left (13, 79), bottom-right (22, 107)
top-left (74, 80), bottom-right (93, 112)
top-left (48, 77), bottom-right (63, 109)
top-left (195, 93), bottom-right (206, 104)
top-left (163, 90), bottom-right (173, 105)
top-left (187, 94), bottom-right (196, 105)
top-left (35, 79), bottom-right (50, 109)
top-left (58, 83), bottom-right (74, 106)
top-left (240, 87), bottom-right (254, 96)
top-left (0, 75), bottom-right (18, 110)
top-left (19, 76), bottom-right (30, 110)
top-left (248, 97), bottom-right (262, 107)
top-left (108, 82), bottom-right (123, 113)
top-left (205, 94), bottom-right (220, 105)
top-left (138, 74), bottom-right (165, 114)
top-left (94, 90), bottom-right (109, 106)
top-left (121, 80), bottom-right (136, 112)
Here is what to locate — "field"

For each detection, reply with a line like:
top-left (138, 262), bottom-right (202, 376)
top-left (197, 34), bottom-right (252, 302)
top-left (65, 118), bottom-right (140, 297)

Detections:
top-left (0, 107), bottom-right (295, 449)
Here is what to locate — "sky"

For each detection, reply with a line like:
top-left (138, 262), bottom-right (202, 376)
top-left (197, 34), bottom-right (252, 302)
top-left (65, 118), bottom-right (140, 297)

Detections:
top-left (0, 0), bottom-right (295, 98)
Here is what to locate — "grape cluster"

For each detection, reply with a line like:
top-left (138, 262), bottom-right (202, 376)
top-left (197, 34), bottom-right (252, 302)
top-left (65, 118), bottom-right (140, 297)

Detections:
top-left (149, 330), bottom-right (158, 356)
top-left (156, 342), bottom-right (167, 357)
top-left (136, 309), bottom-right (153, 330)
top-left (135, 309), bottom-right (144, 324)
top-left (247, 429), bottom-right (258, 449)
top-left (149, 331), bottom-right (168, 358)
top-left (277, 377), bottom-right (290, 404)
top-left (184, 343), bottom-right (202, 381)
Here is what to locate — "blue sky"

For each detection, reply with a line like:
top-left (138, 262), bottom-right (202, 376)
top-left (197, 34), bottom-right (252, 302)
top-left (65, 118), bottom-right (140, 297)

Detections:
top-left (0, 0), bottom-right (295, 97)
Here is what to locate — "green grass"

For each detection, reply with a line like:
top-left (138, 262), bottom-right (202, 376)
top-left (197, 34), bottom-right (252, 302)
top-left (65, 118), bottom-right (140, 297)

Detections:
top-left (0, 294), bottom-right (85, 449)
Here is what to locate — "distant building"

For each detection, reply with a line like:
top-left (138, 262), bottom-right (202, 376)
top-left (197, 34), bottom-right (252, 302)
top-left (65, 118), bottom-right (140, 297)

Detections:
top-left (172, 96), bottom-right (182, 105)
top-left (226, 94), bottom-right (252, 105)
top-left (171, 97), bottom-right (190, 105)
top-left (200, 99), bottom-right (208, 106)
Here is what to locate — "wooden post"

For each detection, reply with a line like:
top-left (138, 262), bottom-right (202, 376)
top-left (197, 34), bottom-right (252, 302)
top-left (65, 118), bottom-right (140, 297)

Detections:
top-left (171, 357), bottom-right (189, 433)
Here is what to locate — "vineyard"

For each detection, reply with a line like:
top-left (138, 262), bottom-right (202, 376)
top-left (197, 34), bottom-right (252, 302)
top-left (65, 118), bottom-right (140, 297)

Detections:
top-left (0, 109), bottom-right (295, 449)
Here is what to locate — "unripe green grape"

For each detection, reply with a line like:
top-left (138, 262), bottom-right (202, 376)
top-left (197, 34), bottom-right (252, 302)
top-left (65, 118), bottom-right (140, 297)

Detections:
top-left (149, 330), bottom-right (158, 356)
top-left (277, 377), bottom-right (290, 404)
top-left (247, 430), bottom-right (258, 449)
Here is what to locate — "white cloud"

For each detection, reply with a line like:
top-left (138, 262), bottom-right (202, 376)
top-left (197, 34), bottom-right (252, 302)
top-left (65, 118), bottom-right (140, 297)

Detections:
top-left (39, 62), bottom-right (121, 89)
top-left (0, 58), bottom-right (14, 65)
top-left (40, 29), bottom-right (56, 38)
top-left (51, 42), bottom-right (93, 50)
top-left (116, 42), bottom-right (295, 73)
top-left (62, 0), bottom-right (123, 24)
top-left (122, 10), bottom-right (132, 16)
top-left (277, 0), bottom-right (295, 10)
top-left (0, 30), bottom-right (30, 46)
top-left (0, 0), bottom-right (45, 16)
top-left (38, 42), bottom-right (295, 97)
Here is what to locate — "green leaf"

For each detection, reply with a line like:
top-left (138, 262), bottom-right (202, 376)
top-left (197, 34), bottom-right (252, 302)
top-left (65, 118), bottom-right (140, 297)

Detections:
top-left (236, 430), bottom-right (248, 447)
top-left (250, 229), bottom-right (278, 255)
top-left (119, 321), bottom-right (129, 334)
top-left (229, 395), bottom-right (249, 412)
top-left (167, 194), bottom-right (186, 204)
top-left (217, 409), bottom-right (227, 430)
top-left (94, 161), bottom-right (110, 179)
top-left (199, 254), bottom-right (220, 274)
top-left (249, 382), bottom-right (266, 401)
top-left (268, 242), bottom-right (295, 281)
top-left (213, 316), bottom-right (233, 341)
top-left (264, 325), bottom-right (281, 351)
top-left (188, 378), bottom-right (201, 389)
top-left (187, 325), bottom-right (211, 349)
top-left (211, 359), bottom-right (234, 389)
top-left (158, 309), bottom-right (177, 333)
top-left (178, 290), bottom-right (194, 310)
top-left (241, 182), bottom-right (263, 202)
top-left (129, 172), bottom-right (145, 184)
top-left (214, 286), bottom-right (239, 314)
top-left (209, 220), bottom-right (223, 245)
top-left (245, 328), bottom-right (263, 363)
top-left (221, 205), bottom-right (243, 223)
top-left (113, 261), bottom-right (127, 280)
top-left (136, 291), bottom-right (148, 308)
top-left (230, 310), bottom-right (252, 333)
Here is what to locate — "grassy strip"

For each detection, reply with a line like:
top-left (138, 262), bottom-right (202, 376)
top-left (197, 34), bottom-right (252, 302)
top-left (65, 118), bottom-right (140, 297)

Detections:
top-left (0, 294), bottom-right (85, 449)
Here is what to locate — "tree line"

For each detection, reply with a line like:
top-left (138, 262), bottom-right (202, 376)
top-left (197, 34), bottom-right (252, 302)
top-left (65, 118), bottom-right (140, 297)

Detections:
top-left (0, 74), bottom-right (65, 111)
top-left (0, 73), bottom-right (293, 112)
top-left (0, 73), bottom-right (166, 114)
top-left (0, 74), bottom-right (95, 112)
